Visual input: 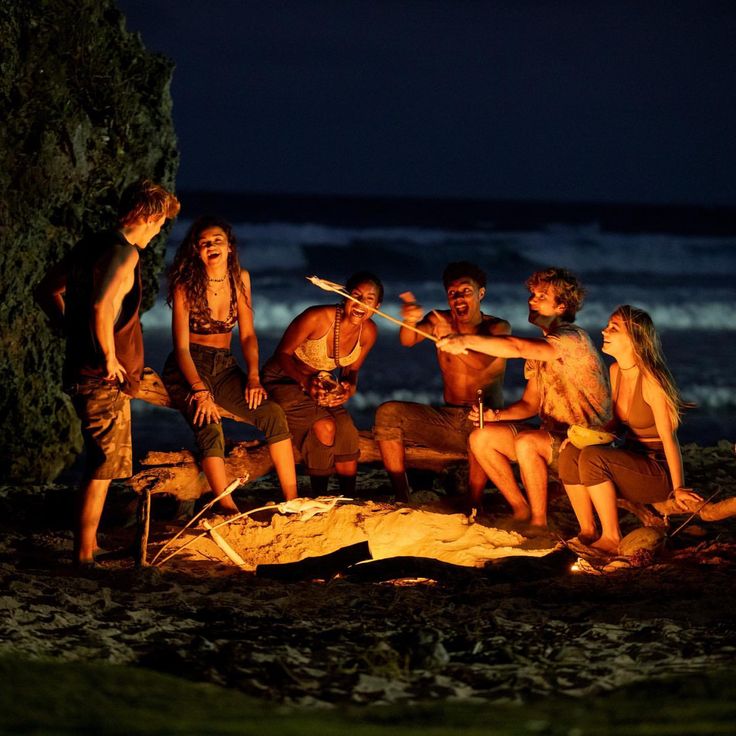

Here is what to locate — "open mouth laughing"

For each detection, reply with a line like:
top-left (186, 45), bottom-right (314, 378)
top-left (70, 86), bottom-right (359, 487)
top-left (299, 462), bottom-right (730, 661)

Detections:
top-left (349, 304), bottom-right (369, 320)
top-left (452, 301), bottom-right (470, 319)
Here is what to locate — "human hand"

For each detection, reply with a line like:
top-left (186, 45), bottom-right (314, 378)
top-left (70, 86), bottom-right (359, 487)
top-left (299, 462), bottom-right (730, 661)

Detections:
top-left (673, 487), bottom-right (703, 511)
top-left (468, 406), bottom-right (500, 427)
top-left (399, 291), bottom-right (423, 324)
top-left (437, 334), bottom-right (469, 355)
top-left (319, 381), bottom-right (350, 407)
top-left (430, 310), bottom-right (453, 339)
top-left (244, 378), bottom-right (267, 409)
top-left (304, 374), bottom-right (327, 405)
top-left (104, 355), bottom-right (128, 385)
top-left (191, 391), bottom-right (221, 426)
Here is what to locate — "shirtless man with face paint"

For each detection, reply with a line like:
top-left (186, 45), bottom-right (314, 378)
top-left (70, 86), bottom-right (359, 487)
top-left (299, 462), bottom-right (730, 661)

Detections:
top-left (373, 261), bottom-right (510, 502)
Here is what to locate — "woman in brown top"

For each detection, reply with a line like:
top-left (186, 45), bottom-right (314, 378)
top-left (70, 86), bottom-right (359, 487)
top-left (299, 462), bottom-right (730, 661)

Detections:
top-left (163, 216), bottom-right (297, 512)
top-left (558, 305), bottom-right (702, 554)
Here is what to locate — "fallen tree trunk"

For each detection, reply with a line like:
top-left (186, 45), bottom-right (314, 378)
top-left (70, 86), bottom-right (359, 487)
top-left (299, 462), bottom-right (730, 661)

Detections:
top-left (129, 368), bottom-right (467, 497)
top-left (132, 369), bottom-right (736, 524)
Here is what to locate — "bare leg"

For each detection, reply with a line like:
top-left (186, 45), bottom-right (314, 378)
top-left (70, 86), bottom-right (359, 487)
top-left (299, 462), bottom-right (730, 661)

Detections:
top-left (376, 438), bottom-right (411, 501)
top-left (75, 478), bottom-right (112, 565)
top-left (467, 448), bottom-right (487, 511)
top-left (307, 418), bottom-right (336, 496)
top-left (268, 438), bottom-right (298, 500)
top-left (335, 459), bottom-right (357, 495)
top-left (201, 456), bottom-right (240, 513)
top-left (514, 430), bottom-right (552, 529)
top-left (309, 475), bottom-right (330, 495)
top-left (587, 480), bottom-right (622, 553)
top-left (563, 483), bottom-right (597, 541)
top-left (469, 426), bottom-right (530, 521)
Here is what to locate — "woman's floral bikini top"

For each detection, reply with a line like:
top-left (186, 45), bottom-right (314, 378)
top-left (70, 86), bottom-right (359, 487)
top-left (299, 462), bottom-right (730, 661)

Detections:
top-left (189, 274), bottom-right (238, 335)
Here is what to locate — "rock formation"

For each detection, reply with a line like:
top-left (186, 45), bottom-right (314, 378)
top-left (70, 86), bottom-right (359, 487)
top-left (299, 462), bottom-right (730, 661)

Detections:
top-left (0, 0), bottom-right (178, 481)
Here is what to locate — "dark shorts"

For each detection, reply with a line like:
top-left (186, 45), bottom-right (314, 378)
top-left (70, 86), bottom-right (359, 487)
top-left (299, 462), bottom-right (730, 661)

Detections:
top-left (262, 360), bottom-right (359, 475)
top-left (163, 345), bottom-right (291, 460)
top-left (372, 401), bottom-right (474, 455)
top-left (558, 442), bottom-right (671, 503)
top-left (68, 378), bottom-right (132, 480)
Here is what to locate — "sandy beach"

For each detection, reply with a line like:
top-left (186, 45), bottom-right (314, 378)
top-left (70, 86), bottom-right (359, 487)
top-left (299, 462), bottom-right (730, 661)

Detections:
top-left (1, 441), bottom-right (735, 718)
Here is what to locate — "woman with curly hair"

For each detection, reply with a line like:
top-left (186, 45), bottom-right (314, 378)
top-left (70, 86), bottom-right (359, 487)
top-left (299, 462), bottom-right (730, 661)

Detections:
top-left (558, 305), bottom-right (702, 554)
top-left (162, 216), bottom-right (297, 511)
top-left (262, 272), bottom-right (383, 496)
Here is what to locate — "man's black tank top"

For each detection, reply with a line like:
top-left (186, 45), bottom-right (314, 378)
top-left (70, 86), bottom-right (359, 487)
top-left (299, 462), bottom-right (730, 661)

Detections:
top-left (63, 230), bottom-right (144, 396)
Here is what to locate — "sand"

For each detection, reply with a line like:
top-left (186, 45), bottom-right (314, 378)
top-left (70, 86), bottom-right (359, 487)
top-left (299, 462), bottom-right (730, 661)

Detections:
top-left (0, 442), bottom-right (734, 707)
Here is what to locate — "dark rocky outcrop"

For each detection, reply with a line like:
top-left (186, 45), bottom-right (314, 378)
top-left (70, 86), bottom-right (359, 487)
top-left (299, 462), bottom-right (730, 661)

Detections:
top-left (0, 0), bottom-right (178, 482)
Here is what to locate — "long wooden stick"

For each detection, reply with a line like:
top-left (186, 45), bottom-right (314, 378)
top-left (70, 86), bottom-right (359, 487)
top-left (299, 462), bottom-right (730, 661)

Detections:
top-left (150, 476), bottom-right (247, 565)
top-left (307, 275), bottom-right (438, 343)
top-left (203, 520), bottom-right (249, 570)
top-left (155, 497), bottom-right (352, 567)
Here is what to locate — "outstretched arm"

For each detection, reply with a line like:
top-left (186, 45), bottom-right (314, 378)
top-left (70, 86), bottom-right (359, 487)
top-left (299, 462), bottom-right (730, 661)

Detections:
top-left (438, 333), bottom-right (556, 361)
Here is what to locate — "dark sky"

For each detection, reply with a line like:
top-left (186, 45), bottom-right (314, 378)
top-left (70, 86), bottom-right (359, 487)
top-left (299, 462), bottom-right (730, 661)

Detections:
top-left (117, 0), bottom-right (736, 205)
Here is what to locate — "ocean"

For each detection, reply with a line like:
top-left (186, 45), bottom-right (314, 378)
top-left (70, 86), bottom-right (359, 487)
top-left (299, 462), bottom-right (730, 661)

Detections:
top-left (135, 197), bottom-right (736, 457)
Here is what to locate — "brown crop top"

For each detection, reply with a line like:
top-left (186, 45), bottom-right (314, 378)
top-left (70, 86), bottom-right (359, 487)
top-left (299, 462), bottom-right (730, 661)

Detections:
top-left (614, 369), bottom-right (660, 445)
top-left (189, 274), bottom-right (238, 335)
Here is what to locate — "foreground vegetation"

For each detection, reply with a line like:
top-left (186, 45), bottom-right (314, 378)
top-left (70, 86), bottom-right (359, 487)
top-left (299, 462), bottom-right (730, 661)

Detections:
top-left (2, 655), bottom-right (734, 735)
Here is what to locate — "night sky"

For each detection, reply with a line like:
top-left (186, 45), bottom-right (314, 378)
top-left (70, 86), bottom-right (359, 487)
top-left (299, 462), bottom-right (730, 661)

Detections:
top-left (117, 0), bottom-right (736, 205)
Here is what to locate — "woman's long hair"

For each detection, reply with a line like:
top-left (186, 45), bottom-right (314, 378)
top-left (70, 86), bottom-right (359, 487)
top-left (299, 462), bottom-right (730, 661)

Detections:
top-left (166, 215), bottom-right (247, 310)
top-left (613, 305), bottom-right (688, 428)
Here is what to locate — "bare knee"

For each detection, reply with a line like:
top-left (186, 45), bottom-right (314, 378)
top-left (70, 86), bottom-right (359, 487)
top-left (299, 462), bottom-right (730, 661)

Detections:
top-left (469, 425), bottom-right (506, 456)
top-left (514, 432), bottom-right (548, 464)
top-left (312, 417), bottom-right (336, 446)
top-left (375, 401), bottom-right (402, 427)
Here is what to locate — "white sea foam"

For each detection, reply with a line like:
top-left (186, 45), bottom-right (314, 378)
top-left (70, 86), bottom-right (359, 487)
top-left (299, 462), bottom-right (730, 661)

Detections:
top-left (142, 290), bottom-right (736, 333)
top-left (145, 219), bottom-right (735, 443)
top-left (167, 219), bottom-right (736, 276)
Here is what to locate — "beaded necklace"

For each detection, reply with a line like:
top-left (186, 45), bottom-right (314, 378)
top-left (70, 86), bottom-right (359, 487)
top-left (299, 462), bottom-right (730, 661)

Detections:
top-left (333, 304), bottom-right (342, 368)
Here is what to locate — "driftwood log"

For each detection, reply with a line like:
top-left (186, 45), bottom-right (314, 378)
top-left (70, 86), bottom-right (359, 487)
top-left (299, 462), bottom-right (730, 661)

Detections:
top-left (131, 368), bottom-right (736, 525)
top-left (129, 367), bottom-right (467, 498)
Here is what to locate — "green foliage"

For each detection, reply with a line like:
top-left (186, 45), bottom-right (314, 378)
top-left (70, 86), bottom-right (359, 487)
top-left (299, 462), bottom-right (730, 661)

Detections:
top-left (1, 655), bottom-right (735, 735)
top-left (0, 0), bottom-right (178, 481)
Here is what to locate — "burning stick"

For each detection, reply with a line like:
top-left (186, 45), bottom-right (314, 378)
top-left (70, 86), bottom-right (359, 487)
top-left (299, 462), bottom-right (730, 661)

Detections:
top-left (307, 275), bottom-right (438, 343)
top-left (150, 476), bottom-right (247, 565)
